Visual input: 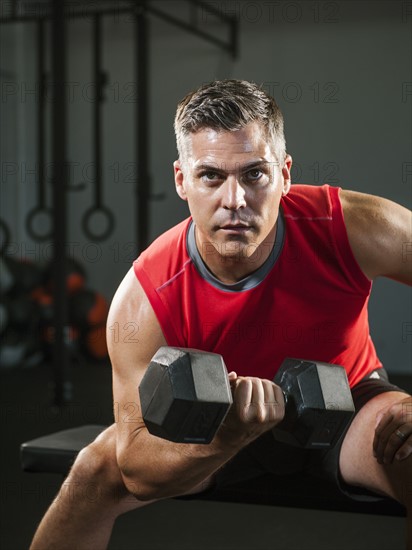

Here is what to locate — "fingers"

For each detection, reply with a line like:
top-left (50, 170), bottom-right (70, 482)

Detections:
top-left (373, 401), bottom-right (412, 465)
top-left (374, 410), bottom-right (391, 430)
top-left (232, 377), bottom-right (284, 425)
top-left (393, 428), bottom-right (412, 461)
top-left (263, 379), bottom-right (285, 423)
top-left (234, 377), bottom-right (256, 422)
top-left (374, 421), bottom-right (412, 464)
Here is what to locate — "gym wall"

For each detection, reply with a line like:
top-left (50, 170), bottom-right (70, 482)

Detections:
top-left (1, 0), bottom-right (411, 373)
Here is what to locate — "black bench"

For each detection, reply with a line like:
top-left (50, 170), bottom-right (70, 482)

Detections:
top-left (20, 424), bottom-right (406, 517)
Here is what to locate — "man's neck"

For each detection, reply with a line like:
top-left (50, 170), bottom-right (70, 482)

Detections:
top-left (195, 224), bottom-right (278, 284)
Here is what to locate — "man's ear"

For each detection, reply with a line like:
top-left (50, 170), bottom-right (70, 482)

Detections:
top-left (174, 160), bottom-right (188, 201)
top-left (281, 154), bottom-right (293, 196)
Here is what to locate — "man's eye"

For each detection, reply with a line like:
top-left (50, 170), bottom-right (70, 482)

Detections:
top-left (246, 169), bottom-right (262, 180)
top-left (202, 172), bottom-right (219, 181)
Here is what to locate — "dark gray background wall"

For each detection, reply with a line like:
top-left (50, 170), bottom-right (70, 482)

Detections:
top-left (1, 0), bottom-right (411, 373)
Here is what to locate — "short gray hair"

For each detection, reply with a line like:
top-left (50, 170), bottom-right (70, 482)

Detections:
top-left (174, 79), bottom-right (286, 166)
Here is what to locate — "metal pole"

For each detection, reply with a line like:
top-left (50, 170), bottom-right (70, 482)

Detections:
top-left (135, 0), bottom-right (150, 253)
top-left (94, 14), bottom-right (102, 206)
top-left (51, 0), bottom-right (71, 405)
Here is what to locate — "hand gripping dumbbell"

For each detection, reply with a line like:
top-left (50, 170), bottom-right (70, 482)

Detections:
top-left (138, 347), bottom-right (355, 448)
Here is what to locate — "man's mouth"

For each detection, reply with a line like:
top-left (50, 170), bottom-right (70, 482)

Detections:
top-left (219, 223), bottom-right (251, 232)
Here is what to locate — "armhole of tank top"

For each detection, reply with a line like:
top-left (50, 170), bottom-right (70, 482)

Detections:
top-left (327, 185), bottom-right (372, 295)
top-left (132, 259), bottom-right (183, 346)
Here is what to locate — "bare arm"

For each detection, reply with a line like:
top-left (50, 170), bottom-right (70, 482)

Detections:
top-left (108, 268), bottom-right (284, 501)
top-left (341, 189), bottom-right (412, 285)
top-left (341, 191), bottom-right (412, 467)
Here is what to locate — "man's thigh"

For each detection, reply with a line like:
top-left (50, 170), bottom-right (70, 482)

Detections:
top-left (340, 389), bottom-right (411, 502)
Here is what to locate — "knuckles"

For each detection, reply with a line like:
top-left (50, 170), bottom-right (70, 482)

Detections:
top-left (228, 376), bottom-right (285, 431)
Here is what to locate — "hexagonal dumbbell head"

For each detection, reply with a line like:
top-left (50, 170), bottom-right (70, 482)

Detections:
top-left (272, 358), bottom-right (355, 449)
top-left (139, 347), bottom-right (233, 444)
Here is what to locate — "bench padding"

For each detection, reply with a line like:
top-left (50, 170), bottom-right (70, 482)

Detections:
top-left (20, 425), bottom-right (106, 474)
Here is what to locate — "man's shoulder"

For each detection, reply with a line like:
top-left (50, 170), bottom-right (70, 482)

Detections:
top-left (142, 217), bottom-right (191, 256)
top-left (282, 183), bottom-right (337, 218)
top-left (287, 183), bottom-right (334, 198)
top-left (134, 216), bottom-right (192, 285)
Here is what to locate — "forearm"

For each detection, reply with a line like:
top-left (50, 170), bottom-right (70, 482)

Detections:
top-left (119, 374), bottom-right (286, 500)
top-left (118, 426), bottom-right (243, 500)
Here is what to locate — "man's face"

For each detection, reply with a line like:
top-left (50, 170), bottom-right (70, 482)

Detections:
top-left (174, 122), bottom-right (292, 280)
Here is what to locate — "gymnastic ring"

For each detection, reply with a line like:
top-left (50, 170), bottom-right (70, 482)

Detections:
top-left (25, 207), bottom-right (54, 241)
top-left (81, 205), bottom-right (115, 242)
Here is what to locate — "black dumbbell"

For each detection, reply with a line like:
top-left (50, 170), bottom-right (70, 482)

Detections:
top-left (139, 347), bottom-right (232, 444)
top-left (139, 347), bottom-right (355, 448)
top-left (271, 358), bottom-right (355, 448)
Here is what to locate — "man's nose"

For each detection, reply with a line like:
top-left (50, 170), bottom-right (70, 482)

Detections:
top-left (221, 176), bottom-right (246, 210)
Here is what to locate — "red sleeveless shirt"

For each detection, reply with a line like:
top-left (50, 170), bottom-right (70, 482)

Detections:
top-left (133, 184), bottom-right (382, 387)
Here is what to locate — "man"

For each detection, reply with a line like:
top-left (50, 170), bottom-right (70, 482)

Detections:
top-left (31, 80), bottom-right (412, 550)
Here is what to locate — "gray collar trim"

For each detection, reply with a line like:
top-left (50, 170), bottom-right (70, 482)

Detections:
top-left (186, 210), bottom-right (285, 292)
